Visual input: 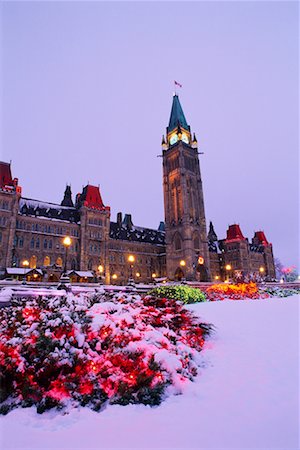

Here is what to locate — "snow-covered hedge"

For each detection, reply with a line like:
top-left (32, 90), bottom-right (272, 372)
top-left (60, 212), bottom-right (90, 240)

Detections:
top-left (148, 285), bottom-right (207, 304)
top-left (260, 286), bottom-right (300, 298)
top-left (0, 292), bottom-right (212, 414)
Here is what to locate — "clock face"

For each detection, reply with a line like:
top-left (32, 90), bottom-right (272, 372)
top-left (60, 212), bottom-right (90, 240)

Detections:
top-left (170, 134), bottom-right (178, 145)
top-left (181, 133), bottom-right (189, 144)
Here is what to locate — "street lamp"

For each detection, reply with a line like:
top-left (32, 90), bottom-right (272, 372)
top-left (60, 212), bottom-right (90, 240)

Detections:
top-left (179, 259), bottom-right (186, 283)
top-left (259, 266), bottom-right (265, 281)
top-left (128, 254), bottom-right (135, 286)
top-left (225, 264), bottom-right (231, 282)
top-left (22, 259), bottom-right (29, 284)
top-left (98, 264), bottom-right (104, 285)
top-left (62, 236), bottom-right (71, 275)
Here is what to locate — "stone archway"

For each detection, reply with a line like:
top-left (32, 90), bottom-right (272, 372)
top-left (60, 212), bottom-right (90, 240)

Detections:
top-left (196, 264), bottom-right (209, 282)
top-left (174, 267), bottom-right (184, 281)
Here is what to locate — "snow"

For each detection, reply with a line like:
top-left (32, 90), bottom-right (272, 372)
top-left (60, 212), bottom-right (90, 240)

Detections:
top-left (1, 295), bottom-right (299, 450)
top-left (0, 288), bottom-right (14, 303)
top-left (66, 271), bottom-right (94, 278)
top-left (20, 198), bottom-right (76, 211)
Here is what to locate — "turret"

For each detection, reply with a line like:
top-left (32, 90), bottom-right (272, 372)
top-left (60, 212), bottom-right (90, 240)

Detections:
top-left (61, 185), bottom-right (74, 207)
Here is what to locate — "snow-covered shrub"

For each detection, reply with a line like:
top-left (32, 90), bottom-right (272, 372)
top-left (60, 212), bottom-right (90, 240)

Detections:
top-left (260, 286), bottom-right (300, 298)
top-left (148, 285), bottom-right (207, 304)
top-left (0, 292), bottom-right (212, 414)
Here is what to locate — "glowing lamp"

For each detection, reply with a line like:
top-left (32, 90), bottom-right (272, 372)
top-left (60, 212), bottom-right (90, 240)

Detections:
top-left (152, 273), bottom-right (157, 278)
top-left (112, 274), bottom-right (118, 280)
top-left (128, 255), bottom-right (135, 263)
top-left (22, 260), bottom-right (29, 267)
top-left (198, 256), bottom-right (204, 265)
top-left (33, 273), bottom-right (38, 279)
top-left (259, 267), bottom-right (265, 273)
top-left (98, 265), bottom-right (104, 273)
top-left (215, 275), bottom-right (219, 280)
top-left (136, 272), bottom-right (141, 278)
top-left (180, 260), bottom-right (186, 267)
top-left (225, 264), bottom-right (231, 271)
top-left (63, 236), bottom-right (71, 247)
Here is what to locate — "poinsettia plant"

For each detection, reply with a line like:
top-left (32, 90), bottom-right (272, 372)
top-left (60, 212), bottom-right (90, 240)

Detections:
top-left (0, 292), bottom-right (212, 415)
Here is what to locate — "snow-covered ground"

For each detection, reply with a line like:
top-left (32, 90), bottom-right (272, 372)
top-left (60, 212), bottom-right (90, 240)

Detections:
top-left (1, 295), bottom-right (299, 450)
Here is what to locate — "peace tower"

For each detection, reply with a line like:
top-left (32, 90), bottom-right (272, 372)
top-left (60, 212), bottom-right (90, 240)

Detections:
top-left (162, 94), bottom-right (210, 281)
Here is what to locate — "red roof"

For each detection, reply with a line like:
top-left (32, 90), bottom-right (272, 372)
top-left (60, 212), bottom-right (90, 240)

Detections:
top-left (0, 161), bottom-right (13, 188)
top-left (254, 231), bottom-right (269, 246)
top-left (80, 185), bottom-right (110, 211)
top-left (226, 224), bottom-right (245, 242)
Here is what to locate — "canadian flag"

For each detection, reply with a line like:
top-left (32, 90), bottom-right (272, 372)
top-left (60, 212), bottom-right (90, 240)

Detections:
top-left (174, 80), bottom-right (182, 88)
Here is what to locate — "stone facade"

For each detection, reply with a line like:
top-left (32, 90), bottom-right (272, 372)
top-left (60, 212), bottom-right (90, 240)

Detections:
top-left (0, 95), bottom-right (276, 283)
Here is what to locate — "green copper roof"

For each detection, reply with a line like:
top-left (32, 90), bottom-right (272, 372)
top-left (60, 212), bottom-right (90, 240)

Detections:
top-left (167, 94), bottom-right (189, 133)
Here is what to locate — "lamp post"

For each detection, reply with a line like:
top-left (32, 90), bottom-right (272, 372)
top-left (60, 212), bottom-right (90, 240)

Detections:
top-left (59, 236), bottom-right (72, 290)
top-left (98, 264), bottom-right (104, 285)
top-left (128, 254), bottom-right (135, 286)
top-left (179, 259), bottom-right (186, 283)
top-left (259, 266), bottom-right (265, 282)
top-left (63, 236), bottom-right (72, 275)
top-left (22, 259), bottom-right (29, 284)
top-left (225, 264), bottom-right (231, 282)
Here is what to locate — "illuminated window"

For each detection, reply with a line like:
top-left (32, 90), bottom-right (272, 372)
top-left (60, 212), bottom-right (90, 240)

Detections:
top-left (56, 257), bottom-right (63, 267)
top-left (44, 256), bottom-right (50, 266)
top-left (30, 255), bottom-right (37, 269)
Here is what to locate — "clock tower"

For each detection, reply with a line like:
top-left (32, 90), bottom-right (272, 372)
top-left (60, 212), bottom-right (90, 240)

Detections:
top-left (162, 94), bottom-right (210, 281)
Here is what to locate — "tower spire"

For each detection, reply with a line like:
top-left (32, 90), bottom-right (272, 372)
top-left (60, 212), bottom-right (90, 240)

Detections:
top-left (167, 94), bottom-right (189, 134)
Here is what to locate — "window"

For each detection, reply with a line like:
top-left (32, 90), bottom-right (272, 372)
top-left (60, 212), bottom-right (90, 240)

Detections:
top-left (56, 257), bottom-right (63, 267)
top-left (30, 237), bottom-right (34, 249)
top-left (49, 240), bottom-right (52, 249)
top-left (174, 235), bottom-right (182, 250)
top-left (194, 237), bottom-right (200, 250)
top-left (44, 256), bottom-right (50, 267)
top-left (30, 255), bottom-right (37, 269)
top-left (44, 239), bottom-right (48, 249)
top-left (36, 238), bottom-right (40, 249)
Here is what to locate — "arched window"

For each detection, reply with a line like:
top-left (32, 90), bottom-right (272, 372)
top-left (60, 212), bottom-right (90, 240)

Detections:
top-left (49, 240), bottom-right (52, 249)
top-left (194, 236), bottom-right (200, 250)
top-left (30, 255), bottom-right (37, 269)
top-left (174, 235), bottom-right (182, 250)
top-left (30, 237), bottom-right (34, 249)
top-left (44, 239), bottom-right (48, 249)
top-left (71, 259), bottom-right (77, 270)
top-left (44, 256), bottom-right (50, 267)
top-left (36, 238), bottom-right (40, 249)
top-left (88, 260), bottom-right (93, 270)
top-left (56, 257), bottom-right (63, 267)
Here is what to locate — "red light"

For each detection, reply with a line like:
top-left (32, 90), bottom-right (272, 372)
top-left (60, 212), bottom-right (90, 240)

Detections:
top-left (198, 256), bottom-right (204, 265)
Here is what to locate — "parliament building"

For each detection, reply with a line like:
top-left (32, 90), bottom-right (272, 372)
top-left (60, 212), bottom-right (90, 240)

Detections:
top-left (0, 95), bottom-right (276, 283)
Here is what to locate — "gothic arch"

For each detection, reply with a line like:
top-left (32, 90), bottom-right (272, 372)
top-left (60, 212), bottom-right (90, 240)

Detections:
top-left (193, 232), bottom-right (200, 251)
top-left (174, 267), bottom-right (184, 281)
top-left (173, 232), bottom-right (182, 251)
